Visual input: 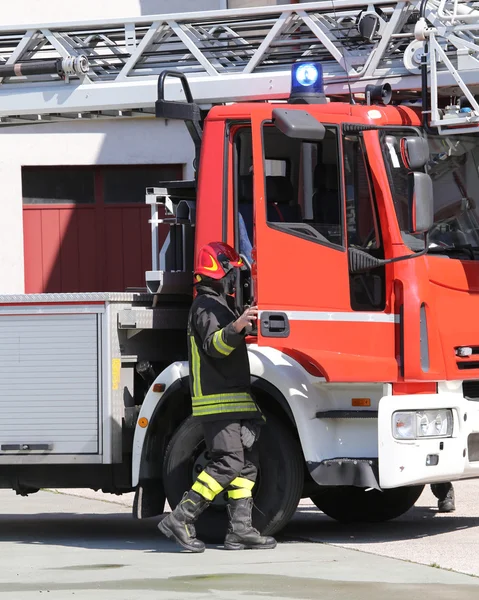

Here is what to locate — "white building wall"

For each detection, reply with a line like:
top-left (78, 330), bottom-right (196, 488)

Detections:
top-left (0, 118), bottom-right (194, 293)
top-left (0, 0), bottom-right (308, 24)
top-left (1, 1), bottom-right (227, 26)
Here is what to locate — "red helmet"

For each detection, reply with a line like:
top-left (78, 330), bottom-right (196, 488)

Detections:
top-left (195, 242), bottom-right (244, 280)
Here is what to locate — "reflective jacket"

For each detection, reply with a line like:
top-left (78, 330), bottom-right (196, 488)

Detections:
top-left (187, 284), bottom-right (261, 422)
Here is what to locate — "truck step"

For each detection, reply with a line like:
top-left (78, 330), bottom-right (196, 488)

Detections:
top-left (315, 410), bottom-right (378, 419)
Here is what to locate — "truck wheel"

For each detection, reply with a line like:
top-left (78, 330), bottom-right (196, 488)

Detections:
top-left (162, 414), bottom-right (303, 542)
top-left (310, 484), bottom-right (424, 523)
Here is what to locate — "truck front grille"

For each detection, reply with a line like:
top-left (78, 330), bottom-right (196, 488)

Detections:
top-left (457, 361), bottom-right (479, 370)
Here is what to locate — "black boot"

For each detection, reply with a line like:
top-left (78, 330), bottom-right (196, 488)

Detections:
top-left (224, 497), bottom-right (277, 550)
top-left (431, 483), bottom-right (456, 513)
top-left (438, 485), bottom-right (456, 513)
top-left (158, 490), bottom-right (209, 552)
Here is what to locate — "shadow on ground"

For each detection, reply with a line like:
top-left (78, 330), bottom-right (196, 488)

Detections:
top-left (285, 503), bottom-right (479, 546)
top-left (0, 500), bottom-right (478, 553)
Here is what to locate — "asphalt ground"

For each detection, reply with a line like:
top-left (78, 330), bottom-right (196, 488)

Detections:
top-left (0, 481), bottom-right (477, 599)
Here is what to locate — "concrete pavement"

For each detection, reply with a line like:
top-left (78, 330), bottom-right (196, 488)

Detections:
top-left (288, 480), bottom-right (479, 577)
top-left (52, 479), bottom-right (479, 576)
top-left (0, 487), bottom-right (478, 599)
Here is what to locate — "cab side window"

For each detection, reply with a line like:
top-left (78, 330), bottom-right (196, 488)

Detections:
top-left (262, 125), bottom-right (343, 248)
top-left (344, 133), bottom-right (385, 311)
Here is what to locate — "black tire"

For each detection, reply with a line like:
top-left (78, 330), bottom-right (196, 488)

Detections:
top-left (310, 484), bottom-right (425, 523)
top-left (163, 414), bottom-right (303, 542)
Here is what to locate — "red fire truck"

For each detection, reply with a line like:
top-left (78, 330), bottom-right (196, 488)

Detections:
top-left (0, 0), bottom-right (479, 539)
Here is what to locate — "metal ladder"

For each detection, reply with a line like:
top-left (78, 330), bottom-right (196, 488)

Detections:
top-left (1, 0), bottom-right (479, 133)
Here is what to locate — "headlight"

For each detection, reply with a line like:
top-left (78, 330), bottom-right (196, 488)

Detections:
top-left (392, 409), bottom-right (453, 440)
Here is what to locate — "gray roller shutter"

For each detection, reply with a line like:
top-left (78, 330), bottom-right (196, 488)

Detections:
top-left (0, 313), bottom-right (100, 455)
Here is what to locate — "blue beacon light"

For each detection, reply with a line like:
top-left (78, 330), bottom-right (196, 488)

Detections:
top-left (290, 62), bottom-right (325, 103)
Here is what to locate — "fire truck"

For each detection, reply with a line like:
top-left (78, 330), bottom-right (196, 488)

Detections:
top-left (1, 0), bottom-right (479, 539)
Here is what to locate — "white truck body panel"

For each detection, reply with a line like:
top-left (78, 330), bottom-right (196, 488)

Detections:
top-left (1, 294), bottom-right (479, 492)
top-left (0, 293), bottom-right (140, 466)
top-left (132, 347), bottom-right (386, 487)
top-left (132, 346), bottom-right (479, 490)
top-left (378, 385), bottom-right (479, 488)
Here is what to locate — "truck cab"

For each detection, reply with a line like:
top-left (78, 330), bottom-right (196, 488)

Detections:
top-left (195, 92), bottom-right (479, 392)
top-left (2, 61), bottom-right (479, 541)
top-left (141, 65), bottom-right (479, 533)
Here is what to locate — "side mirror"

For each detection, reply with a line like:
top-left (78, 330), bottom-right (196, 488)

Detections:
top-left (272, 108), bottom-right (326, 141)
top-left (401, 136), bottom-right (429, 169)
top-left (408, 172), bottom-right (434, 234)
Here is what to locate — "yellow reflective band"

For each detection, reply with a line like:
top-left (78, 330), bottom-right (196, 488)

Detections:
top-left (212, 329), bottom-right (234, 356)
top-left (192, 392), bottom-right (253, 405)
top-left (230, 477), bottom-right (255, 491)
top-left (193, 404), bottom-right (257, 416)
top-left (228, 488), bottom-right (252, 500)
top-left (192, 481), bottom-right (216, 501)
top-left (192, 398), bottom-right (256, 408)
top-left (191, 392), bottom-right (258, 417)
top-left (197, 470), bottom-right (223, 495)
top-left (190, 336), bottom-right (202, 397)
top-left (217, 329), bottom-right (235, 352)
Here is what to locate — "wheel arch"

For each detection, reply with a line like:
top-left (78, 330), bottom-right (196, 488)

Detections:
top-left (133, 370), bottom-right (299, 488)
top-left (132, 362), bottom-right (190, 489)
top-left (132, 348), bottom-right (312, 517)
top-left (251, 376), bottom-right (296, 427)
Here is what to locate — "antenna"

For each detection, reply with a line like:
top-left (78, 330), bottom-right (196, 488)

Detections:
top-left (331, 0), bottom-right (355, 105)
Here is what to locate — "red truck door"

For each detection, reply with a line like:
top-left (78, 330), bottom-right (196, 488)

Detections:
top-left (248, 111), bottom-right (398, 383)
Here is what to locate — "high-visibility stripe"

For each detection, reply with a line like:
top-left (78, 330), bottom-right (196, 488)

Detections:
top-left (192, 392), bottom-right (253, 406)
top-left (192, 481), bottom-right (216, 501)
top-left (228, 488), bottom-right (252, 499)
top-left (193, 400), bottom-right (257, 410)
top-left (191, 392), bottom-right (258, 417)
top-left (190, 335), bottom-right (202, 398)
top-left (212, 329), bottom-right (235, 356)
top-left (193, 403), bottom-right (257, 416)
top-left (230, 477), bottom-right (255, 491)
top-left (220, 331), bottom-right (235, 353)
top-left (197, 470), bottom-right (223, 495)
top-left (212, 330), bottom-right (230, 356)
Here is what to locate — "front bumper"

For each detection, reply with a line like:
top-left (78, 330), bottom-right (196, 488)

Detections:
top-left (378, 384), bottom-right (479, 488)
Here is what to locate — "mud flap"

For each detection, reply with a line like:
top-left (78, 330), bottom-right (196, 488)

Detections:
top-left (133, 479), bottom-right (166, 519)
top-left (378, 392), bottom-right (467, 489)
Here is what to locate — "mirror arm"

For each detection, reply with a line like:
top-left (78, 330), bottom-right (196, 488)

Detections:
top-left (349, 233), bottom-right (429, 274)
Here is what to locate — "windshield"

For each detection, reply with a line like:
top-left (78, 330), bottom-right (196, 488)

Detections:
top-left (381, 130), bottom-right (479, 255)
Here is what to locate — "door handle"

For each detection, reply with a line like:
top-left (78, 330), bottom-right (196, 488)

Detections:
top-left (260, 312), bottom-right (290, 338)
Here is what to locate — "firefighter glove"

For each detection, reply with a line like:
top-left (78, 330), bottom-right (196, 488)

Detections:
top-left (240, 420), bottom-right (261, 450)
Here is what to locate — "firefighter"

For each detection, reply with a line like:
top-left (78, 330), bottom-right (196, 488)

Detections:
top-left (431, 482), bottom-right (455, 513)
top-left (158, 241), bottom-right (277, 553)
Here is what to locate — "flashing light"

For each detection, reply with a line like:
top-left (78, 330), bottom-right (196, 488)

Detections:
top-left (291, 62), bottom-right (324, 97)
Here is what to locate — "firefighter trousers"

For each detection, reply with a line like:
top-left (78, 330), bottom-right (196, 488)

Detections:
top-left (191, 419), bottom-right (259, 502)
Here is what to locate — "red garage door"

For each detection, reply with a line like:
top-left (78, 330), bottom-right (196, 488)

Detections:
top-left (22, 164), bottom-right (181, 293)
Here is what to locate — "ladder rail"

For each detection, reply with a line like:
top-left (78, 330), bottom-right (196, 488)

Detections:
top-left (0, 1), bottom-right (478, 133)
top-left (0, 1), bottom-right (416, 88)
